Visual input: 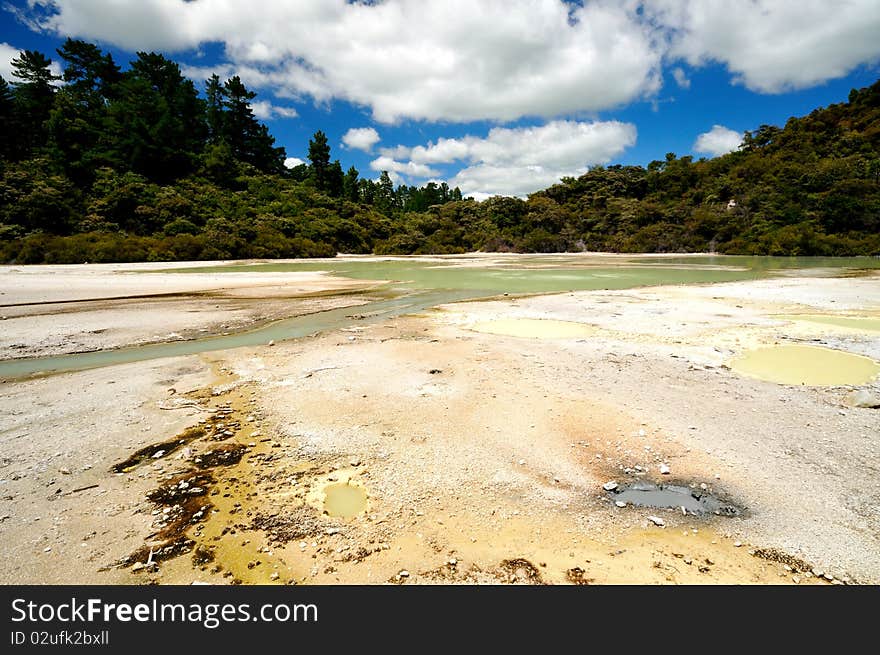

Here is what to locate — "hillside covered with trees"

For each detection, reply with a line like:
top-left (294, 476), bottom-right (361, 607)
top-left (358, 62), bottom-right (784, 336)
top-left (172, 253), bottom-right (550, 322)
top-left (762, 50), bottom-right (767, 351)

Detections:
top-left (1, 39), bottom-right (878, 262)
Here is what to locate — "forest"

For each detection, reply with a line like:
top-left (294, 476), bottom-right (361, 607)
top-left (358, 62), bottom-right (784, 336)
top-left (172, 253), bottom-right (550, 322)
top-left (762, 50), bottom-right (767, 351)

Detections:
top-left (1, 39), bottom-right (879, 263)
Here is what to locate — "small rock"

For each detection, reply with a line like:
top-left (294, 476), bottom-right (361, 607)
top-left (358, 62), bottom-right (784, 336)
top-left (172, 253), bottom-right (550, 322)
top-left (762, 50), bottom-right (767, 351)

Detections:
top-left (43, 547), bottom-right (52, 553)
top-left (615, 501), bottom-right (627, 508)
top-left (734, 541), bottom-right (742, 547)
top-left (647, 516), bottom-right (665, 527)
top-left (152, 450), bottom-right (165, 459)
top-left (518, 459), bottom-right (526, 466)
top-left (637, 429), bottom-right (646, 437)
top-left (59, 467), bottom-right (71, 475)
top-left (131, 563), bottom-right (145, 573)
top-left (270, 572), bottom-right (280, 581)
top-left (659, 464), bottom-right (670, 475)
top-left (448, 558), bottom-right (457, 566)
top-left (268, 340), bottom-right (275, 347)
top-left (823, 572), bottom-right (834, 581)
top-left (602, 481), bottom-right (618, 491)
top-left (847, 389), bottom-right (880, 408)
top-left (699, 482), bottom-right (708, 490)
top-left (398, 570), bottom-right (410, 578)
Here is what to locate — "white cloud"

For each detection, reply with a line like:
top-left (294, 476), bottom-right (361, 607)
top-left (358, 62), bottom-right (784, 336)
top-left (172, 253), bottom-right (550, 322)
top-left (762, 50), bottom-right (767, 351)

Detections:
top-left (672, 67), bottom-right (690, 89)
top-left (341, 127), bottom-right (380, 152)
top-left (646, 0), bottom-right (880, 93)
top-left (31, 0), bottom-right (662, 123)
top-left (1, 42), bottom-right (63, 83)
top-left (378, 120), bottom-right (636, 199)
top-left (23, 1), bottom-right (880, 120)
top-left (283, 157), bottom-right (305, 169)
top-left (250, 100), bottom-right (297, 120)
top-left (369, 155), bottom-right (441, 180)
top-left (693, 124), bottom-right (742, 157)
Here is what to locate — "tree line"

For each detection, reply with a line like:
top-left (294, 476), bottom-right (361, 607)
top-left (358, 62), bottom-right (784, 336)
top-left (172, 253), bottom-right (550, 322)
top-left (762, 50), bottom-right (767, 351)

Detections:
top-left (1, 39), bottom-right (878, 263)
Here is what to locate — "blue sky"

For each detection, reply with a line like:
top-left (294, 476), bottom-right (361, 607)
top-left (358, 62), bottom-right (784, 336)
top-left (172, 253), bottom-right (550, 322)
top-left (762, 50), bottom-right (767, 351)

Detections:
top-left (2, 1), bottom-right (879, 199)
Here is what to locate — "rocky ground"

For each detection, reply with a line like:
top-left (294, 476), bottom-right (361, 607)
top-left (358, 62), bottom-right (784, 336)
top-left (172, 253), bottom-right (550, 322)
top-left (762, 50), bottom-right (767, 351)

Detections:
top-left (0, 262), bottom-right (877, 585)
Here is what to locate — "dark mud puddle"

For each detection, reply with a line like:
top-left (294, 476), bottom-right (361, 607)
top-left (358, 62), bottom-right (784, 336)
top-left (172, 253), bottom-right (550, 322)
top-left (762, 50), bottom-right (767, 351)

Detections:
top-left (609, 482), bottom-right (740, 516)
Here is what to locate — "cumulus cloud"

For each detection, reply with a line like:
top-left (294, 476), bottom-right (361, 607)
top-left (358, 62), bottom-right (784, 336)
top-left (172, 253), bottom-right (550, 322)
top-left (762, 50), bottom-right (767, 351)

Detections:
top-left (646, 0), bottom-right (880, 93)
top-left (376, 120), bottom-right (636, 199)
top-left (693, 124), bottom-right (742, 157)
top-left (341, 127), bottom-right (380, 152)
top-left (1, 41), bottom-right (63, 82)
top-left (30, 0), bottom-right (662, 123)
top-left (369, 155), bottom-right (440, 180)
top-left (283, 157), bottom-right (305, 168)
top-left (250, 100), bottom-right (297, 120)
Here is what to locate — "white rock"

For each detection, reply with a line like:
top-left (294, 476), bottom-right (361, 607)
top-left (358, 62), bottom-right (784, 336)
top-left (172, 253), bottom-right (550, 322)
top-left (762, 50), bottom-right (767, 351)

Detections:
top-left (615, 501), bottom-right (627, 508)
top-left (734, 541), bottom-right (742, 547)
top-left (847, 389), bottom-right (880, 408)
top-left (647, 516), bottom-right (665, 527)
top-left (659, 464), bottom-right (671, 475)
top-left (398, 570), bottom-right (410, 578)
top-left (602, 481), bottom-right (618, 491)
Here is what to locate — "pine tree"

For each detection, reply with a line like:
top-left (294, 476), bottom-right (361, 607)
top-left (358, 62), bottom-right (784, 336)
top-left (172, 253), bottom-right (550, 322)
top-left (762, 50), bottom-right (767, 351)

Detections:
top-left (0, 75), bottom-right (16, 159)
top-left (307, 130), bottom-right (331, 192)
top-left (10, 50), bottom-right (61, 155)
top-left (343, 165), bottom-right (360, 202)
top-left (327, 160), bottom-right (344, 198)
top-left (205, 74), bottom-right (226, 144)
top-left (56, 38), bottom-right (121, 104)
top-left (105, 52), bottom-right (206, 181)
top-left (220, 76), bottom-right (285, 173)
top-left (48, 40), bottom-right (122, 183)
top-left (375, 170), bottom-right (396, 214)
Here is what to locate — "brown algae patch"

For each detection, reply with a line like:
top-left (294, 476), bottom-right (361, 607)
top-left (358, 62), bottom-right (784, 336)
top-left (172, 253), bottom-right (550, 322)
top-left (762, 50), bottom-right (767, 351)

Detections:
top-left (111, 426), bottom-right (206, 473)
top-left (777, 314), bottom-right (880, 333)
top-left (730, 344), bottom-right (880, 386)
top-left (322, 483), bottom-right (367, 519)
top-left (468, 318), bottom-right (596, 339)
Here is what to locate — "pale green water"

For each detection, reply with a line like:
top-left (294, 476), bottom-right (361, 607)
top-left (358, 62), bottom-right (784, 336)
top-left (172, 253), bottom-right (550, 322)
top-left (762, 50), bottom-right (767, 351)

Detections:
top-left (1, 255), bottom-right (877, 379)
top-left (323, 483), bottom-right (367, 518)
top-left (730, 344), bottom-right (880, 386)
top-left (777, 314), bottom-right (880, 332)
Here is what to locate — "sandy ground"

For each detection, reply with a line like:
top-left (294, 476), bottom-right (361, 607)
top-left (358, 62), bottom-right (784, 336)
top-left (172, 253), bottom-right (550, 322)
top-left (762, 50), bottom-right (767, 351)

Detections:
top-left (0, 261), bottom-right (381, 358)
top-left (1, 261), bottom-right (878, 585)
